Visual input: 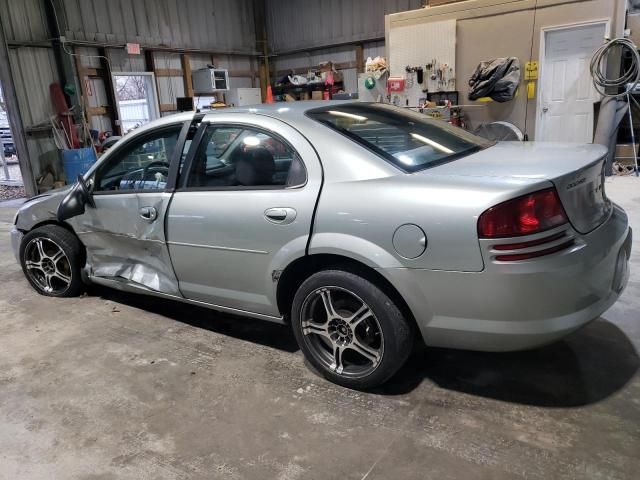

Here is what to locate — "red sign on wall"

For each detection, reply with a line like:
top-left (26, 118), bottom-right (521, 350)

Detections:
top-left (126, 43), bottom-right (141, 55)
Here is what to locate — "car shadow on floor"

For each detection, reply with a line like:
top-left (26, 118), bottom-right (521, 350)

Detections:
top-left (379, 318), bottom-right (640, 407)
top-left (89, 286), bottom-right (638, 407)
top-left (88, 285), bottom-right (300, 353)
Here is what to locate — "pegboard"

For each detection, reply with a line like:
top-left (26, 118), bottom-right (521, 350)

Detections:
top-left (388, 19), bottom-right (457, 106)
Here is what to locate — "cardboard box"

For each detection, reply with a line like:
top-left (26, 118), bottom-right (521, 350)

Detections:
top-left (311, 91), bottom-right (323, 100)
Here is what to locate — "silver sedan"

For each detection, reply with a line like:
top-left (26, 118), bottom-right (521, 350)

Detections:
top-left (10, 102), bottom-right (632, 389)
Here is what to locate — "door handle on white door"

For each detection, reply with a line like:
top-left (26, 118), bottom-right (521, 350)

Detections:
top-left (139, 206), bottom-right (158, 221)
top-left (542, 106), bottom-right (549, 113)
top-left (264, 207), bottom-right (297, 225)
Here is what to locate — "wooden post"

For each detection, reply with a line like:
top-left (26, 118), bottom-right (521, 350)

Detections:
top-left (73, 46), bottom-right (92, 126)
top-left (98, 47), bottom-right (120, 136)
top-left (355, 44), bottom-right (365, 73)
top-left (181, 53), bottom-right (194, 98)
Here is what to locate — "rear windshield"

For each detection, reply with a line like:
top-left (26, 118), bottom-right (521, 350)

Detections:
top-left (307, 103), bottom-right (494, 172)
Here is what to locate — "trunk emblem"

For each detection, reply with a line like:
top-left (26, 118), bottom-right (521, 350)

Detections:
top-left (566, 177), bottom-right (586, 190)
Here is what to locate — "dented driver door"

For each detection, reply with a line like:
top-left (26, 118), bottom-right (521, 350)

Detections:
top-left (68, 121), bottom-right (191, 295)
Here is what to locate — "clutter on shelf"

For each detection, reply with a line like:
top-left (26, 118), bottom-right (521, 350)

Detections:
top-left (272, 60), bottom-right (345, 101)
top-left (365, 56), bottom-right (388, 79)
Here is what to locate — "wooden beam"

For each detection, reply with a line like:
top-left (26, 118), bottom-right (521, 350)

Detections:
top-left (154, 68), bottom-right (183, 77)
top-left (81, 67), bottom-right (105, 77)
top-left (87, 106), bottom-right (110, 116)
top-left (73, 46), bottom-right (92, 125)
top-left (355, 43), bottom-right (364, 73)
top-left (227, 70), bottom-right (260, 78)
top-left (160, 103), bottom-right (177, 112)
top-left (98, 47), bottom-right (120, 135)
top-left (182, 53), bottom-right (194, 97)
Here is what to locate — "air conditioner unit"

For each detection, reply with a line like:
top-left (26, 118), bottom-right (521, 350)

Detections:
top-left (192, 68), bottom-right (230, 93)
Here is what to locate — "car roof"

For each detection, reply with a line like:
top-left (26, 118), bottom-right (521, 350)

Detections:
top-left (201, 100), bottom-right (352, 122)
top-left (125, 101), bottom-right (350, 136)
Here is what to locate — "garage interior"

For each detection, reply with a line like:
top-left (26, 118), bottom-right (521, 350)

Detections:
top-left (0, 0), bottom-right (639, 478)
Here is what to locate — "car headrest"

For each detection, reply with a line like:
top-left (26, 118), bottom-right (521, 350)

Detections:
top-left (235, 147), bottom-right (275, 186)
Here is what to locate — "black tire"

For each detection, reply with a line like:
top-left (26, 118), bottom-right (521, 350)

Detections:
top-left (19, 225), bottom-right (85, 297)
top-left (291, 269), bottom-right (413, 389)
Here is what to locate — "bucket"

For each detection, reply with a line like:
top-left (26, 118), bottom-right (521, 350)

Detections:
top-left (62, 148), bottom-right (97, 184)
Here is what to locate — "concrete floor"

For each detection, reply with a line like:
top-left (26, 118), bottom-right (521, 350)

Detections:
top-left (0, 177), bottom-right (639, 480)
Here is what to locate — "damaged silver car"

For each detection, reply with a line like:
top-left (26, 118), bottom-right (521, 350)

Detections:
top-left (11, 102), bottom-right (632, 389)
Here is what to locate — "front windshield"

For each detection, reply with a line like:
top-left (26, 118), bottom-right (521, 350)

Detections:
top-left (307, 103), bottom-right (494, 172)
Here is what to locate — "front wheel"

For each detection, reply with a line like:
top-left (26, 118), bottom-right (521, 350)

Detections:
top-left (19, 225), bottom-right (85, 297)
top-left (291, 270), bottom-right (413, 389)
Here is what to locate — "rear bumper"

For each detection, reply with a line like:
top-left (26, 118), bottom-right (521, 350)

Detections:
top-left (383, 204), bottom-right (631, 351)
top-left (10, 226), bottom-right (23, 263)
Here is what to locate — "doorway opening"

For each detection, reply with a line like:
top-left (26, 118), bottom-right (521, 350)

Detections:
top-left (112, 73), bottom-right (160, 134)
top-left (536, 20), bottom-right (609, 143)
top-left (0, 81), bottom-right (24, 200)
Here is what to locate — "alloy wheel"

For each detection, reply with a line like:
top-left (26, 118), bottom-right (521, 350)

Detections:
top-left (300, 286), bottom-right (384, 378)
top-left (23, 237), bottom-right (72, 294)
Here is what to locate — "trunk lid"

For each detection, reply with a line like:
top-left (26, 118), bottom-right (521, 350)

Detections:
top-left (426, 141), bottom-right (611, 234)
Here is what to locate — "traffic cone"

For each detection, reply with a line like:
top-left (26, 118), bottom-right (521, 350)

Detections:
top-left (265, 85), bottom-right (274, 104)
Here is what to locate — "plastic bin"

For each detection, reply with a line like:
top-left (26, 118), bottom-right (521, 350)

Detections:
top-left (62, 148), bottom-right (97, 184)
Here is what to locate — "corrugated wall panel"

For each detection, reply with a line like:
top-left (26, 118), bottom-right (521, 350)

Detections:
top-left (266, 0), bottom-right (423, 52)
top-left (60, 0), bottom-right (256, 53)
top-left (0, 0), bottom-right (50, 42)
top-left (108, 48), bottom-right (147, 72)
top-left (7, 49), bottom-right (58, 128)
top-left (364, 40), bottom-right (386, 59)
top-left (157, 77), bottom-right (185, 107)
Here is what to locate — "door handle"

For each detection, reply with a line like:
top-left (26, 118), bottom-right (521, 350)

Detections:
top-left (264, 207), bottom-right (297, 225)
top-left (139, 206), bottom-right (158, 221)
top-left (542, 105), bottom-right (549, 113)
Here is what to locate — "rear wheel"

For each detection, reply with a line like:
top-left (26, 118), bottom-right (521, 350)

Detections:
top-left (291, 270), bottom-right (413, 389)
top-left (19, 225), bottom-right (85, 297)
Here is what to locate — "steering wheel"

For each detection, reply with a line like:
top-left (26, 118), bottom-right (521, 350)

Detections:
top-left (143, 161), bottom-right (170, 179)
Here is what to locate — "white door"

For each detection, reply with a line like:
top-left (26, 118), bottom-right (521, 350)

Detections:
top-left (537, 23), bottom-right (607, 142)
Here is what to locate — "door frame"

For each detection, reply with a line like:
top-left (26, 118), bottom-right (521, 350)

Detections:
top-left (111, 71), bottom-right (161, 132)
top-left (535, 19), bottom-right (611, 141)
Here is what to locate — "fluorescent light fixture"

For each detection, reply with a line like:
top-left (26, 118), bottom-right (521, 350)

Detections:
top-left (327, 110), bottom-right (368, 122)
top-left (243, 136), bottom-right (261, 147)
top-left (410, 133), bottom-right (454, 154)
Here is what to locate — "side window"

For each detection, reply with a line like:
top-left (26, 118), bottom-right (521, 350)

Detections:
top-left (185, 125), bottom-right (306, 188)
top-left (94, 127), bottom-right (180, 192)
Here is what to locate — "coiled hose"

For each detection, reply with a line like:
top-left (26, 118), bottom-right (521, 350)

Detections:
top-left (590, 37), bottom-right (640, 98)
top-left (591, 38), bottom-right (640, 175)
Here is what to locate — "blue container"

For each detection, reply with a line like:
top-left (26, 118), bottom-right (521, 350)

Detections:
top-left (63, 148), bottom-right (97, 183)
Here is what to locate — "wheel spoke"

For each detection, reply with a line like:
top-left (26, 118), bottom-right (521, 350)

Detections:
top-left (330, 345), bottom-right (345, 374)
top-left (349, 338), bottom-right (381, 366)
top-left (318, 289), bottom-right (338, 318)
top-left (43, 274), bottom-right (53, 291)
top-left (347, 304), bottom-right (374, 328)
top-left (53, 270), bottom-right (71, 285)
top-left (25, 260), bottom-right (42, 271)
top-left (301, 320), bottom-right (331, 339)
top-left (50, 249), bottom-right (65, 264)
top-left (34, 239), bottom-right (46, 260)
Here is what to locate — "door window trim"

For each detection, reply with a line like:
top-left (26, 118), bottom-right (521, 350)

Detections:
top-left (177, 121), bottom-right (308, 192)
top-left (91, 122), bottom-right (188, 196)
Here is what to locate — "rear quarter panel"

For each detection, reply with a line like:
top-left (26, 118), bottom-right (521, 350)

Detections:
top-left (309, 173), bottom-right (549, 272)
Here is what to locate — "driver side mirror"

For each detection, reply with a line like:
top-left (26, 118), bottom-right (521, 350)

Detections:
top-left (57, 174), bottom-right (95, 222)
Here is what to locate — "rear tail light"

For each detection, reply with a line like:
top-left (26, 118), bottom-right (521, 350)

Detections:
top-left (478, 188), bottom-right (568, 238)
